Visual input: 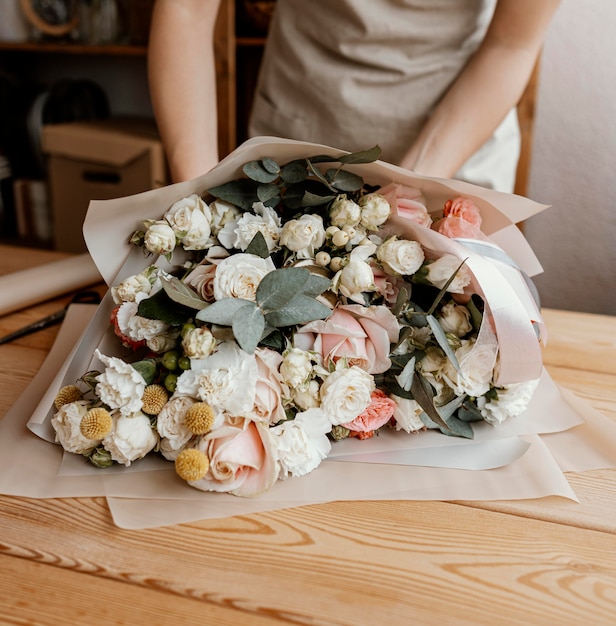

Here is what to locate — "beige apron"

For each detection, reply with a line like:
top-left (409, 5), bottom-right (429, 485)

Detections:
top-left (249, 0), bottom-right (520, 192)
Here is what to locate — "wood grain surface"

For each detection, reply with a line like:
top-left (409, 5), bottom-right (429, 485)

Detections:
top-left (1, 245), bottom-right (615, 626)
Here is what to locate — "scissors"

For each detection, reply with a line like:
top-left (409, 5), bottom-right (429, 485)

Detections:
top-left (0, 290), bottom-right (101, 346)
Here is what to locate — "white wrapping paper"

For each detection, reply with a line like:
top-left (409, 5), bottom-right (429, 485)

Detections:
top-left (2, 137), bottom-right (615, 529)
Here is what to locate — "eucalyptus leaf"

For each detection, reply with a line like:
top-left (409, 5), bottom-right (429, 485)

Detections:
top-left (208, 179), bottom-right (259, 210)
top-left (337, 145), bottom-right (382, 164)
top-left (242, 160), bottom-right (279, 183)
top-left (280, 160), bottom-right (308, 184)
top-left (261, 157), bottom-right (281, 175)
top-left (426, 314), bottom-right (461, 372)
top-left (257, 182), bottom-right (281, 204)
top-left (256, 267), bottom-right (312, 311)
top-left (245, 231), bottom-right (271, 258)
top-left (440, 416), bottom-right (474, 439)
top-left (466, 294), bottom-right (484, 332)
top-left (161, 276), bottom-right (208, 311)
top-left (265, 294), bottom-right (332, 327)
top-left (457, 403), bottom-right (485, 422)
top-left (196, 298), bottom-right (254, 326)
top-left (392, 285), bottom-right (409, 317)
top-left (302, 190), bottom-right (337, 207)
top-left (232, 304), bottom-right (266, 353)
top-left (326, 168), bottom-right (364, 192)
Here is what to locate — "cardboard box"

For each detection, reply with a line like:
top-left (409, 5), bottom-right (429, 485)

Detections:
top-left (42, 117), bottom-right (168, 253)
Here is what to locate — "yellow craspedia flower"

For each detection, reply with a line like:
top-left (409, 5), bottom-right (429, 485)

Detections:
top-left (54, 385), bottom-right (83, 410)
top-left (80, 407), bottom-right (113, 439)
top-left (141, 384), bottom-right (169, 416)
top-left (175, 448), bottom-right (209, 482)
top-left (184, 402), bottom-right (216, 434)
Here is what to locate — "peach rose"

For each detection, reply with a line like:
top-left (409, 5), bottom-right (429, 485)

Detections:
top-left (293, 304), bottom-right (399, 374)
top-left (341, 389), bottom-right (397, 439)
top-left (443, 197), bottom-right (482, 227)
top-left (436, 196), bottom-right (485, 239)
top-left (190, 418), bottom-right (278, 497)
top-left (379, 182), bottom-right (432, 228)
top-left (184, 262), bottom-right (218, 302)
top-left (247, 348), bottom-right (286, 425)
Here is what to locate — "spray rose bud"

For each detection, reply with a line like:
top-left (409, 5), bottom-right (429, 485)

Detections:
top-left (359, 192), bottom-right (391, 230)
top-left (144, 221), bottom-right (176, 255)
top-left (329, 195), bottom-right (361, 228)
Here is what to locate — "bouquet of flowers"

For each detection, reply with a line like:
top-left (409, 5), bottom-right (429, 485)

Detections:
top-left (49, 142), bottom-right (546, 498)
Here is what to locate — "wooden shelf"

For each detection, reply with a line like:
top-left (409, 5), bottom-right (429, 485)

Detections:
top-left (0, 41), bottom-right (147, 56)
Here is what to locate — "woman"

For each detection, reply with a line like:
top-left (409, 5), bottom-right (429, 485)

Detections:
top-left (147, 0), bottom-right (560, 191)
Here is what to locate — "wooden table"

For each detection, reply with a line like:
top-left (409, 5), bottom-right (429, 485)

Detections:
top-left (1, 244), bottom-right (615, 625)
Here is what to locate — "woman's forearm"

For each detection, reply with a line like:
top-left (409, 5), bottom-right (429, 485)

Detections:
top-left (148, 0), bottom-right (222, 182)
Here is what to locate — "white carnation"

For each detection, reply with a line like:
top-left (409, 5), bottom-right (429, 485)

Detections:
top-left (156, 395), bottom-right (197, 460)
top-left (477, 378), bottom-right (540, 425)
top-left (271, 408), bottom-right (332, 479)
top-left (102, 410), bottom-right (158, 466)
top-left (94, 349), bottom-right (145, 416)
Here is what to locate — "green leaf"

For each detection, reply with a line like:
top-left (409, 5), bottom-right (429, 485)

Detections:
top-left (466, 294), bottom-right (484, 332)
top-left (457, 402), bottom-right (485, 422)
top-left (137, 290), bottom-right (193, 325)
top-left (280, 160), bottom-right (308, 184)
top-left (256, 267), bottom-right (331, 312)
top-left (411, 371), bottom-right (450, 432)
top-left (326, 168), bottom-right (364, 192)
top-left (337, 145), bottom-right (381, 164)
top-left (265, 294), bottom-right (332, 327)
top-left (161, 276), bottom-right (208, 311)
top-left (245, 231), bottom-right (271, 258)
top-left (232, 304), bottom-right (265, 353)
top-left (131, 359), bottom-right (157, 384)
top-left (440, 416), bottom-right (474, 439)
top-left (261, 157), bottom-right (280, 175)
top-left (392, 285), bottom-right (409, 317)
top-left (301, 190), bottom-right (337, 207)
top-left (257, 182), bottom-right (280, 204)
top-left (208, 179), bottom-right (259, 210)
top-left (242, 160), bottom-right (279, 183)
top-left (196, 298), bottom-right (254, 325)
top-left (426, 314), bottom-right (461, 372)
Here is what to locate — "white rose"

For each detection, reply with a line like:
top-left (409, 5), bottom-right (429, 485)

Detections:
top-left (424, 255), bottom-right (471, 294)
top-left (438, 302), bottom-right (473, 337)
top-left (290, 378), bottom-right (321, 410)
top-left (418, 346), bottom-right (446, 374)
top-left (51, 400), bottom-right (100, 454)
top-left (95, 349), bottom-right (145, 416)
top-left (280, 347), bottom-right (314, 388)
top-left (391, 395), bottom-right (425, 433)
top-left (213, 253), bottom-right (275, 302)
top-left (156, 395), bottom-right (197, 460)
top-left (218, 202), bottom-right (281, 251)
top-left (333, 244), bottom-right (376, 303)
top-left (271, 408), bottom-right (332, 479)
top-left (102, 410), bottom-right (158, 466)
top-left (319, 365), bottom-right (375, 426)
top-left (442, 339), bottom-right (498, 398)
top-left (164, 194), bottom-right (212, 250)
top-left (329, 195), bottom-right (361, 228)
top-left (146, 330), bottom-right (181, 354)
top-left (377, 236), bottom-right (425, 276)
top-left (477, 378), bottom-right (540, 425)
top-left (182, 326), bottom-right (217, 359)
top-left (176, 342), bottom-right (257, 415)
top-left (111, 271), bottom-right (152, 304)
top-left (280, 214), bottom-right (326, 258)
top-left (144, 221), bottom-right (176, 255)
top-left (359, 192), bottom-right (391, 230)
top-left (210, 199), bottom-right (240, 236)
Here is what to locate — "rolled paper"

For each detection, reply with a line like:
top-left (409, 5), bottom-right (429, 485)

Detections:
top-left (0, 253), bottom-right (102, 317)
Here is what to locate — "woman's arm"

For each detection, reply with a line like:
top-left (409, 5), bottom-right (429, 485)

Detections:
top-left (400, 0), bottom-right (561, 178)
top-left (148, 0), bottom-right (222, 182)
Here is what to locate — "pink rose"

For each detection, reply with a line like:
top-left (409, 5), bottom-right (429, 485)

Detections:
top-left (250, 348), bottom-right (286, 425)
top-left (435, 216), bottom-right (486, 240)
top-left (371, 262), bottom-right (406, 305)
top-left (184, 262), bottom-right (218, 302)
top-left (443, 196), bottom-right (482, 227)
top-left (379, 182), bottom-right (432, 228)
top-left (294, 304), bottom-right (399, 374)
top-left (341, 389), bottom-right (397, 439)
top-left (190, 418), bottom-right (278, 497)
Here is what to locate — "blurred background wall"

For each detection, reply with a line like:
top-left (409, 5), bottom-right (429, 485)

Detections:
top-left (525, 0), bottom-right (616, 315)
